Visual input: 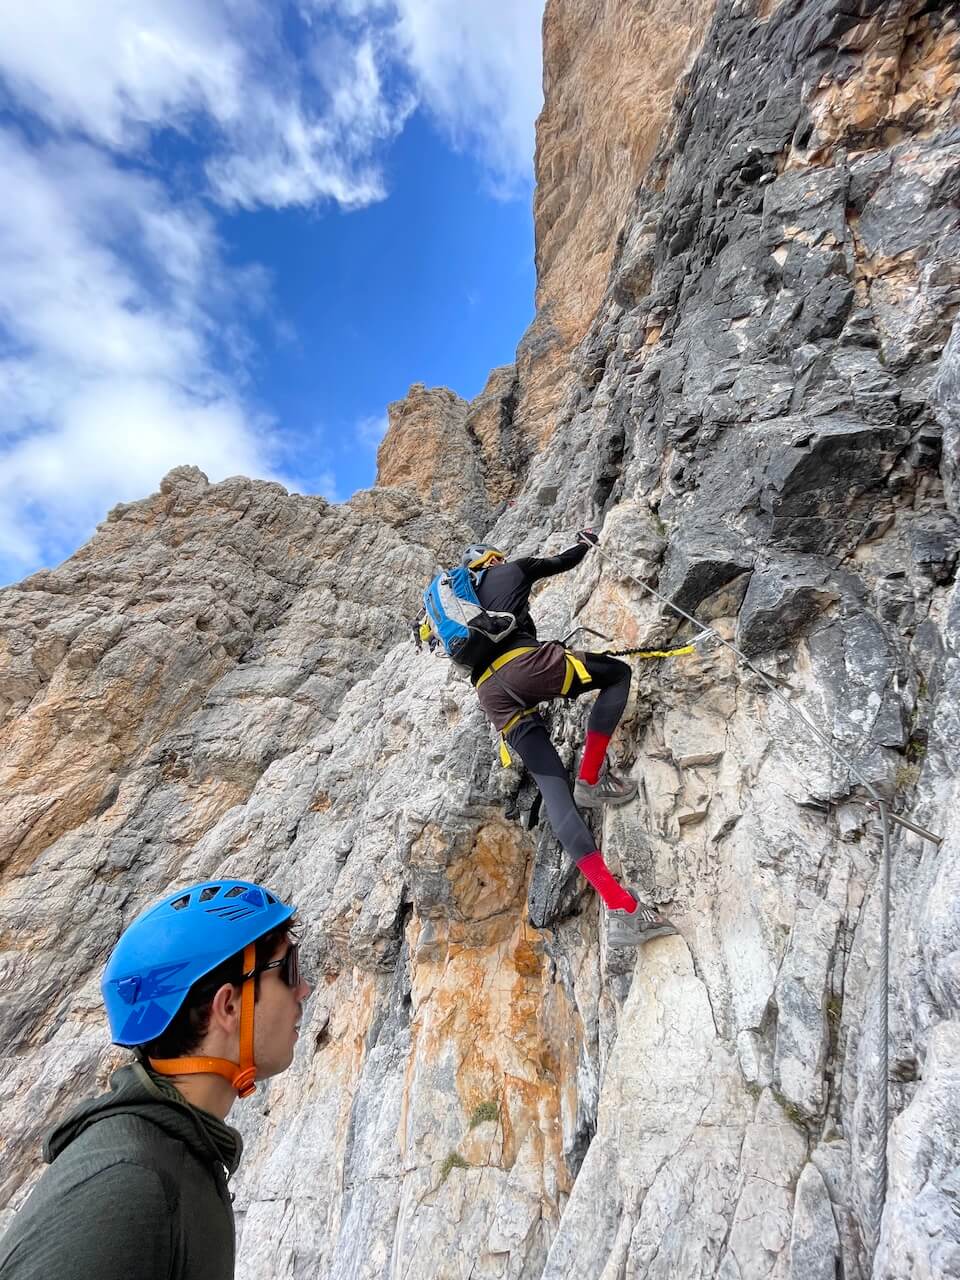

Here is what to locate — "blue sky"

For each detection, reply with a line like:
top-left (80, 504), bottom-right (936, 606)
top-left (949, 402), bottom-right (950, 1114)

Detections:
top-left (0, 1), bottom-right (543, 586)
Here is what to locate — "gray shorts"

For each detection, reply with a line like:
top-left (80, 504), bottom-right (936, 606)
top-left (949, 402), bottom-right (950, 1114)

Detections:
top-left (475, 641), bottom-right (569, 732)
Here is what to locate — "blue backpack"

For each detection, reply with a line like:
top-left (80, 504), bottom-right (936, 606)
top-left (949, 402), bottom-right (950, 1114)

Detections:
top-left (420, 566), bottom-right (516, 673)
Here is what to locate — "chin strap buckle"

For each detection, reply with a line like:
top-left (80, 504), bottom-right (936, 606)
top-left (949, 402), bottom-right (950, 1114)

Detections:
top-left (232, 1066), bottom-right (257, 1098)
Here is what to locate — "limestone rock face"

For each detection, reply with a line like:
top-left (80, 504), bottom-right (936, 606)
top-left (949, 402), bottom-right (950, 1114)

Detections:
top-left (3, 3), bottom-right (960, 1280)
top-left (0, 467), bottom-right (473, 1215)
top-left (519, 0), bottom-right (719, 446)
top-left (376, 369), bottom-right (521, 536)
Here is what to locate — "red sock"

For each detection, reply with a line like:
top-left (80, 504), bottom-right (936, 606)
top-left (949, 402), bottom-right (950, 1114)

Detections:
top-left (576, 851), bottom-right (636, 912)
top-left (578, 730), bottom-right (611, 784)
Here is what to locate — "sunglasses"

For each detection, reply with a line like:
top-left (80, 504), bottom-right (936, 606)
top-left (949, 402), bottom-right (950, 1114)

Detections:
top-left (243, 941), bottom-right (302, 989)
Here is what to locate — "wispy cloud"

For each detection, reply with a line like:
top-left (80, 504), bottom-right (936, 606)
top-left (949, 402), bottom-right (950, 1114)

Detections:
top-left (0, 1), bottom-right (544, 582)
top-left (0, 0), bottom-right (411, 211)
top-left (307, 0), bottom-right (544, 192)
top-left (277, 433), bottom-right (341, 503)
top-left (0, 2), bottom-right (545, 210)
top-left (0, 2), bottom-right (244, 147)
top-left (356, 413), bottom-right (389, 448)
top-left (391, 0), bottom-right (544, 192)
top-left (315, 469), bottom-right (341, 502)
top-left (0, 129), bottom-right (283, 580)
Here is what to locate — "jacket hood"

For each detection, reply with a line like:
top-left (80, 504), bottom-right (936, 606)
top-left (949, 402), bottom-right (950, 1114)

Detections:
top-left (43, 1061), bottom-right (243, 1176)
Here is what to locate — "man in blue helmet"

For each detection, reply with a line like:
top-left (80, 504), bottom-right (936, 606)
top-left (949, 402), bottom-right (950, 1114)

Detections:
top-left (0, 879), bottom-right (310, 1280)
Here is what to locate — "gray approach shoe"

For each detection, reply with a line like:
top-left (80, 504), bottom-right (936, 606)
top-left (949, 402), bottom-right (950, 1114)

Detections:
top-left (607, 900), bottom-right (678, 948)
top-left (574, 767), bottom-right (638, 809)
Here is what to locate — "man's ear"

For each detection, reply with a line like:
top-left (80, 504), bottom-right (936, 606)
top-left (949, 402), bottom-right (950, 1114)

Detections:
top-left (207, 982), bottom-right (243, 1035)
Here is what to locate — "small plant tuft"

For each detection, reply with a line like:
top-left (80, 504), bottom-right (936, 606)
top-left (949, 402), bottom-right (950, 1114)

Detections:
top-left (771, 1086), bottom-right (810, 1130)
top-left (438, 1152), bottom-right (469, 1185)
top-left (469, 1100), bottom-right (499, 1129)
top-left (895, 763), bottom-right (921, 791)
top-left (780, 1100), bottom-right (807, 1128)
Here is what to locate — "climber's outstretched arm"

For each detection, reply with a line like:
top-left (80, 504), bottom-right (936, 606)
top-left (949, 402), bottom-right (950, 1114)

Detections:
top-left (513, 530), bottom-right (597, 584)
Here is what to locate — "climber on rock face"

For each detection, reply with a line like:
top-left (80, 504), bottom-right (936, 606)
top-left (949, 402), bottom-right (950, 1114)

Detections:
top-left (464, 534), bottom-right (677, 947)
top-left (0, 879), bottom-right (311, 1280)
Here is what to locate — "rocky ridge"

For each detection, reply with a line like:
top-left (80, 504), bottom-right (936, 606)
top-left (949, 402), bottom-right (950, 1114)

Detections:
top-left (2, 2), bottom-right (960, 1279)
top-left (376, 368), bottom-right (522, 536)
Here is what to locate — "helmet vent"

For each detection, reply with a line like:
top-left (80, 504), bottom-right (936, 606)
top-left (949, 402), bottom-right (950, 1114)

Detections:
top-left (265, 892), bottom-right (276, 904)
top-left (199, 886), bottom-right (220, 902)
top-left (170, 894), bottom-right (191, 911)
top-left (206, 904), bottom-right (258, 921)
top-left (224, 886), bottom-right (247, 899)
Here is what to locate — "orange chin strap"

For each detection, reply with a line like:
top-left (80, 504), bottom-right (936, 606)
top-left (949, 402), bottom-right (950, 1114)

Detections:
top-left (149, 942), bottom-right (258, 1099)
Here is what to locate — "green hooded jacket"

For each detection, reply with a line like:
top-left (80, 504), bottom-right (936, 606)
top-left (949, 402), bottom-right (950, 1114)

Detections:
top-left (0, 1062), bottom-right (243, 1280)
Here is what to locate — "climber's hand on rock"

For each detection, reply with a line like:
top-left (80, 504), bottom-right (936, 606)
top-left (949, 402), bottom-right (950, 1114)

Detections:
top-left (577, 529), bottom-right (599, 547)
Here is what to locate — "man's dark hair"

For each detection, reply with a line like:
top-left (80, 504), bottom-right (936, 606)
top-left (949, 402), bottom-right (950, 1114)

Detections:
top-left (142, 919), bottom-right (296, 1059)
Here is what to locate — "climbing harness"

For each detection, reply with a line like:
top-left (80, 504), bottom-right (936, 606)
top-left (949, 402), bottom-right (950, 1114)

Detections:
top-left (474, 646), bottom-right (539, 689)
top-left (496, 707), bottom-right (540, 766)
top-left (590, 540), bottom-right (941, 1250)
top-left (409, 527), bottom-right (939, 1244)
top-left (443, 609), bottom-right (704, 768)
top-left (561, 651), bottom-right (592, 695)
top-left (476, 645), bottom-right (593, 765)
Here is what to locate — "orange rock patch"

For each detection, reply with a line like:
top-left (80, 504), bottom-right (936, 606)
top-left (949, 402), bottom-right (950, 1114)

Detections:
top-left (405, 912), bottom-right (574, 1193)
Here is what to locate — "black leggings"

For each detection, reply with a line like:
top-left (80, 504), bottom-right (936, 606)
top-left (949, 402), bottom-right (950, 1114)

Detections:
top-left (505, 652), bottom-right (631, 863)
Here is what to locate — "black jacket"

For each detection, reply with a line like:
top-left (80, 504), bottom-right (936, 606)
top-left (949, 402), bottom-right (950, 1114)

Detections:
top-left (472, 543), bottom-right (588, 673)
top-left (0, 1063), bottom-right (242, 1280)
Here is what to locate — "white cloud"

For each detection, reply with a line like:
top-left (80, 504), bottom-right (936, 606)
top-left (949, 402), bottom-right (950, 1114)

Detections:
top-left (206, 87), bottom-right (392, 211)
top-left (315, 470), bottom-right (341, 502)
top-left (2, 380), bottom-right (276, 557)
top-left (0, 0), bottom-right (411, 212)
top-left (0, 1), bottom-right (545, 581)
top-left (305, 0), bottom-right (544, 190)
top-left (0, 2), bottom-right (543, 207)
top-left (0, 129), bottom-right (285, 580)
top-left (0, 138), bottom-right (207, 382)
top-left (0, 1), bottom-right (244, 148)
top-left (391, 0), bottom-right (544, 189)
top-left (356, 413), bottom-right (388, 448)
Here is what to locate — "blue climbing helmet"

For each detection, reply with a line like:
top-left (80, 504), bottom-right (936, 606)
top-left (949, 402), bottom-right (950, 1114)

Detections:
top-left (102, 879), bottom-right (295, 1047)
